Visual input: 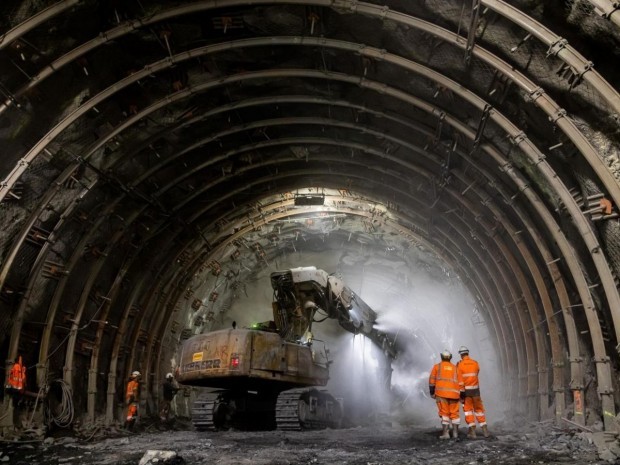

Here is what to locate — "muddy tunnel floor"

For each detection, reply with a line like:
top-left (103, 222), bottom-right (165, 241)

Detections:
top-left (2, 420), bottom-right (616, 465)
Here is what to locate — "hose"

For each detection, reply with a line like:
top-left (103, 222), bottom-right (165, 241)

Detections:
top-left (46, 379), bottom-right (74, 428)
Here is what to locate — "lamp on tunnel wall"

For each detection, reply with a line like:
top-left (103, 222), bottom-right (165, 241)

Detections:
top-left (294, 194), bottom-right (325, 206)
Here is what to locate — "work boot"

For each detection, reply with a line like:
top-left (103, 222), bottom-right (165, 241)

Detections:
top-left (467, 426), bottom-right (477, 439)
top-left (481, 424), bottom-right (490, 438)
top-left (439, 424), bottom-right (450, 440)
top-left (452, 424), bottom-right (459, 440)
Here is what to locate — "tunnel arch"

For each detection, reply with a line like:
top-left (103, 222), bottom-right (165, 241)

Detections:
top-left (0, 0), bottom-right (619, 434)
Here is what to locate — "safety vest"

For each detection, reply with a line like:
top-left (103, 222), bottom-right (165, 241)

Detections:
top-left (126, 379), bottom-right (139, 402)
top-left (6, 356), bottom-right (25, 392)
top-left (457, 355), bottom-right (480, 395)
top-left (429, 360), bottom-right (461, 399)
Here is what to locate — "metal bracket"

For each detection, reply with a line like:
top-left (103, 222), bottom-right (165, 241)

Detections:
top-left (570, 61), bottom-right (594, 90)
top-left (528, 87), bottom-right (544, 101)
top-left (547, 38), bottom-right (567, 57)
top-left (535, 154), bottom-right (546, 165)
top-left (379, 5), bottom-right (389, 19)
top-left (500, 162), bottom-right (512, 173)
top-left (471, 103), bottom-right (492, 153)
top-left (510, 131), bottom-right (527, 145)
top-left (464, 0), bottom-right (482, 65)
top-left (549, 109), bottom-right (567, 124)
top-left (594, 2), bottom-right (620, 18)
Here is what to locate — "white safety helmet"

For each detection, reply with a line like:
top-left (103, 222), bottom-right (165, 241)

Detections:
top-left (440, 349), bottom-right (452, 360)
top-left (166, 372), bottom-right (174, 379)
top-left (458, 346), bottom-right (469, 355)
top-left (131, 371), bottom-right (141, 377)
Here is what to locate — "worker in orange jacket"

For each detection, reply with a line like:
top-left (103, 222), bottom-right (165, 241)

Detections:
top-left (456, 346), bottom-right (489, 438)
top-left (5, 356), bottom-right (26, 394)
top-left (124, 371), bottom-right (141, 430)
top-left (429, 349), bottom-right (464, 440)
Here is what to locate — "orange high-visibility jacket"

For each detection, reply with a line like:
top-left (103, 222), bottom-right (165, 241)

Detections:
top-left (457, 355), bottom-right (481, 396)
top-left (7, 356), bottom-right (25, 392)
top-left (429, 360), bottom-right (462, 400)
top-left (126, 379), bottom-right (139, 403)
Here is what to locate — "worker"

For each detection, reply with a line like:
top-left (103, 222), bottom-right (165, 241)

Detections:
top-left (429, 349), bottom-right (464, 440)
top-left (456, 346), bottom-right (489, 438)
top-left (5, 356), bottom-right (26, 395)
top-left (124, 371), bottom-right (141, 430)
top-left (159, 372), bottom-right (180, 422)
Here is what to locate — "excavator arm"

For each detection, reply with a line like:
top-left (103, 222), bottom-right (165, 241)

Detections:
top-left (270, 266), bottom-right (397, 360)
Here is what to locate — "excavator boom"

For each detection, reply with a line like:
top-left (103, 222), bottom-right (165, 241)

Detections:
top-left (270, 266), bottom-right (397, 359)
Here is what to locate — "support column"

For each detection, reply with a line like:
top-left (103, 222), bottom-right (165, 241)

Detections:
top-left (569, 356), bottom-right (585, 425)
top-left (552, 358), bottom-right (565, 423)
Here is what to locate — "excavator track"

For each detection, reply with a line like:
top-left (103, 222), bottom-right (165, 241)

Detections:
top-left (276, 388), bottom-right (342, 431)
top-left (191, 392), bottom-right (217, 431)
top-left (275, 389), bottom-right (304, 431)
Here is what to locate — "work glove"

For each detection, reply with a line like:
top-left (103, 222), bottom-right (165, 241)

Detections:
top-left (429, 386), bottom-right (435, 398)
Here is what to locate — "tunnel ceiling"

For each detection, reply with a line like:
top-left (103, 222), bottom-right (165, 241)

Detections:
top-left (1, 0), bottom-right (620, 429)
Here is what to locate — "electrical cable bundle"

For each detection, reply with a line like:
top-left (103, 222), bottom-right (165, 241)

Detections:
top-left (46, 379), bottom-right (74, 428)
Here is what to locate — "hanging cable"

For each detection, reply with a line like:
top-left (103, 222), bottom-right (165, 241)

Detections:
top-left (46, 379), bottom-right (74, 428)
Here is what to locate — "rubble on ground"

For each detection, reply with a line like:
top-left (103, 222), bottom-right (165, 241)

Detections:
top-left (0, 419), bottom-right (613, 465)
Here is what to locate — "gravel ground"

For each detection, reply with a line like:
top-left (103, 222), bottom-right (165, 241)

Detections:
top-left (0, 420), bottom-right (611, 465)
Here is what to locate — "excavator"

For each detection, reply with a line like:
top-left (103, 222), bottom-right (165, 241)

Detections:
top-left (176, 266), bottom-right (397, 431)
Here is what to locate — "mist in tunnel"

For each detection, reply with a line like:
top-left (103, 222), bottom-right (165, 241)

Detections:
top-left (202, 228), bottom-right (505, 427)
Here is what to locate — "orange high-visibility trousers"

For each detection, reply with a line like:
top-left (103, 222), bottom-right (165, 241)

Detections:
top-left (126, 403), bottom-right (138, 422)
top-left (436, 397), bottom-right (460, 425)
top-left (463, 396), bottom-right (486, 426)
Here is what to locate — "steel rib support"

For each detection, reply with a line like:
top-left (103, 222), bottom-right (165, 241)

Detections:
top-left (0, 0), bottom-right (80, 49)
top-left (586, 0), bottom-right (620, 26)
top-left (2, 0), bottom-right (618, 119)
top-left (2, 27), bottom-right (619, 212)
top-left (62, 209), bottom-right (143, 391)
top-left (36, 197), bottom-right (124, 385)
top-left (2, 37), bottom-right (618, 349)
top-left (1, 35), bottom-right (616, 367)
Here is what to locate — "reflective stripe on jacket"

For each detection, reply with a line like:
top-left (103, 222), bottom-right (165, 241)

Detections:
top-left (457, 355), bottom-right (480, 395)
top-left (429, 360), bottom-right (461, 399)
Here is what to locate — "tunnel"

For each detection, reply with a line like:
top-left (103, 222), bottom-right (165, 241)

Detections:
top-left (1, 0), bottom-right (620, 459)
